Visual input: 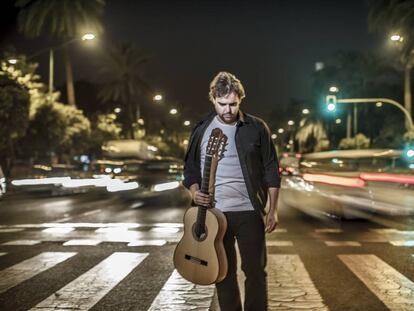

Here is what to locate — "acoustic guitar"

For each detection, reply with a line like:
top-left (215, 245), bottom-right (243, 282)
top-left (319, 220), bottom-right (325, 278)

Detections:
top-left (174, 128), bottom-right (228, 285)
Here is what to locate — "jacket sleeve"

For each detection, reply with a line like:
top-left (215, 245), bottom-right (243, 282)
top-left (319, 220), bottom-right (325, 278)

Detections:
top-left (182, 127), bottom-right (201, 190)
top-left (260, 121), bottom-right (281, 188)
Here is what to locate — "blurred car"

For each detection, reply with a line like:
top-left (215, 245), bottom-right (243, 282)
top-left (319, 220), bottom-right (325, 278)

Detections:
top-left (114, 157), bottom-right (191, 206)
top-left (0, 165), bottom-right (5, 197)
top-left (9, 163), bottom-right (91, 195)
top-left (281, 149), bottom-right (414, 219)
top-left (279, 152), bottom-right (301, 176)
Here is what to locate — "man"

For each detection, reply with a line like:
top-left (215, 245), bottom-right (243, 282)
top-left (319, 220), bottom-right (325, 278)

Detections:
top-left (183, 71), bottom-right (281, 311)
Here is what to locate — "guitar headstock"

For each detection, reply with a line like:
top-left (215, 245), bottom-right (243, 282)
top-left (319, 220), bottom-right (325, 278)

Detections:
top-left (206, 128), bottom-right (228, 160)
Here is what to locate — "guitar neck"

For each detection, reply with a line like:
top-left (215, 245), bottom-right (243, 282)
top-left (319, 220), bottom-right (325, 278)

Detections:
top-left (200, 155), bottom-right (213, 194)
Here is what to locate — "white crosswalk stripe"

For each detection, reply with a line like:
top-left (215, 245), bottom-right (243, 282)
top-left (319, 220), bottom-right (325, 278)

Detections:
top-left (0, 252), bottom-right (76, 294)
top-left (148, 269), bottom-right (215, 310)
top-left (30, 252), bottom-right (148, 311)
top-left (267, 255), bottom-right (329, 310)
top-left (339, 254), bottom-right (414, 310)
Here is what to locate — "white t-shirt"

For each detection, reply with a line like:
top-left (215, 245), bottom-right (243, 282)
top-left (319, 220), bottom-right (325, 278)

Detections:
top-left (200, 116), bottom-right (254, 212)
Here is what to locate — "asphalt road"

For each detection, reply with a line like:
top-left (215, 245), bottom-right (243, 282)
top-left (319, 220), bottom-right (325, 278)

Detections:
top-left (0, 189), bottom-right (413, 310)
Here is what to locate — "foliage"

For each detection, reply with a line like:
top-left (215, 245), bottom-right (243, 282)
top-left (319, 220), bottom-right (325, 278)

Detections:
top-left (403, 130), bottom-right (414, 143)
top-left (367, 0), bottom-right (414, 61)
top-left (339, 134), bottom-right (371, 150)
top-left (295, 117), bottom-right (329, 153)
top-left (98, 42), bottom-right (153, 139)
top-left (15, 0), bottom-right (105, 38)
top-left (86, 113), bottom-right (122, 156)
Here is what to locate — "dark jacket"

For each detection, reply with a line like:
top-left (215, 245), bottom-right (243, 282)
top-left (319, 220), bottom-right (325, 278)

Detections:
top-left (183, 110), bottom-right (281, 215)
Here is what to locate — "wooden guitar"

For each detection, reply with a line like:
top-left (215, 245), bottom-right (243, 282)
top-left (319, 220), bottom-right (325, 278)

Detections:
top-left (174, 128), bottom-right (228, 285)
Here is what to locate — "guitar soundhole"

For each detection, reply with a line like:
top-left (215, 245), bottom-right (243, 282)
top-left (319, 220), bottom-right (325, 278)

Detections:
top-left (192, 223), bottom-right (208, 242)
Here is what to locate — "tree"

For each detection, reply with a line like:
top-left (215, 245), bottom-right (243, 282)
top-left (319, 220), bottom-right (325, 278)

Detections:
top-left (98, 42), bottom-right (153, 139)
top-left (15, 0), bottom-right (105, 107)
top-left (295, 118), bottom-right (329, 153)
top-left (0, 75), bottom-right (30, 177)
top-left (367, 0), bottom-right (414, 127)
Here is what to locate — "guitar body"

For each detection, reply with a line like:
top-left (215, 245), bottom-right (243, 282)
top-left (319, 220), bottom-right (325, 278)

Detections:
top-left (174, 206), bottom-right (228, 285)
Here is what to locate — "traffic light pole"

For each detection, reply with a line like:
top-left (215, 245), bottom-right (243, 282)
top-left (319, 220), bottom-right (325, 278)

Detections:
top-left (335, 97), bottom-right (414, 131)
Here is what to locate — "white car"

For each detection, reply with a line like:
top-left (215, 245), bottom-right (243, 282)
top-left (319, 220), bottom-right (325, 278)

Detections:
top-left (281, 149), bottom-right (414, 219)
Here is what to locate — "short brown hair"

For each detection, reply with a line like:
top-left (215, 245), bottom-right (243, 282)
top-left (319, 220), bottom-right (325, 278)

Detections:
top-left (209, 72), bottom-right (245, 102)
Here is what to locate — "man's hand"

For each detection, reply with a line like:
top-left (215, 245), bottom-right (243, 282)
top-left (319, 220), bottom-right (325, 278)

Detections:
top-left (265, 211), bottom-right (279, 233)
top-left (192, 190), bottom-right (213, 207)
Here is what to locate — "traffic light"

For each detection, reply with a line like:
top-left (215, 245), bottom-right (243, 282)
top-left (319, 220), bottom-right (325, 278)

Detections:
top-left (326, 95), bottom-right (337, 112)
top-left (405, 146), bottom-right (414, 159)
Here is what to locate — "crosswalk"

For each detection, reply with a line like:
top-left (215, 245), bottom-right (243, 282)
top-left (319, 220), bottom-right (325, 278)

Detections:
top-left (0, 250), bottom-right (413, 310)
top-left (0, 224), bottom-right (413, 310)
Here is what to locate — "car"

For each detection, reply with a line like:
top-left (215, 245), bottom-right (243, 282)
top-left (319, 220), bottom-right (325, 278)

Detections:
top-left (281, 149), bottom-right (414, 219)
top-left (114, 157), bottom-right (190, 206)
top-left (279, 152), bottom-right (301, 176)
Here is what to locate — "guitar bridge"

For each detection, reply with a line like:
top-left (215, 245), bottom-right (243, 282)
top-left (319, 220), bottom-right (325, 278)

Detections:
top-left (184, 254), bottom-right (208, 266)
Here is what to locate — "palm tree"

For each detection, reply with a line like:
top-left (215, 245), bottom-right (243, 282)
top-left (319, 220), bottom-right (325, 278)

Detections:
top-left (98, 42), bottom-right (153, 139)
top-left (295, 118), bottom-right (329, 153)
top-left (15, 0), bottom-right (105, 107)
top-left (367, 0), bottom-right (414, 127)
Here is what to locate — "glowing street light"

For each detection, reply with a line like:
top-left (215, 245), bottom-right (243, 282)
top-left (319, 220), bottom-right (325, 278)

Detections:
top-left (329, 86), bottom-right (339, 93)
top-left (170, 108), bottom-right (178, 115)
top-left (376, 101), bottom-right (383, 107)
top-left (390, 34), bottom-right (403, 42)
top-left (183, 120), bottom-right (191, 126)
top-left (335, 118), bottom-right (342, 124)
top-left (278, 128), bottom-right (284, 134)
top-left (302, 108), bottom-right (310, 114)
top-left (8, 58), bottom-right (18, 64)
top-left (154, 94), bottom-right (163, 101)
top-left (287, 120), bottom-right (295, 126)
top-left (114, 107), bottom-right (121, 113)
top-left (82, 33), bottom-right (96, 41)
top-left (271, 134), bottom-right (277, 139)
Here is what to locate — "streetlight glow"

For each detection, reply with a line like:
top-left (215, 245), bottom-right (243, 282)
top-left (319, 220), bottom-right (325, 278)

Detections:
top-left (8, 58), bottom-right (18, 64)
top-left (278, 128), bottom-right (284, 134)
top-left (82, 33), bottom-right (96, 41)
top-left (390, 34), bottom-right (403, 42)
top-left (170, 108), bottom-right (178, 115)
top-left (329, 86), bottom-right (339, 93)
top-left (271, 134), bottom-right (277, 139)
top-left (376, 102), bottom-right (383, 107)
top-left (288, 120), bottom-right (295, 126)
top-left (302, 109), bottom-right (310, 114)
top-left (114, 107), bottom-right (121, 113)
top-left (154, 94), bottom-right (163, 101)
top-left (183, 120), bottom-right (191, 126)
top-left (335, 118), bottom-right (342, 124)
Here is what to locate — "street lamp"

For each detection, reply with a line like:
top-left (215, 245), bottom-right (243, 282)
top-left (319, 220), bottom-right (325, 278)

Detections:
top-left (329, 86), bottom-right (339, 93)
top-left (154, 94), bottom-right (163, 101)
top-left (287, 120), bottom-right (295, 126)
top-left (302, 108), bottom-right (310, 115)
top-left (81, 33), bottom-right (96, 41)
top-left (170, 108), bottom-right (178, 115)
top-left (183, 120), bottom-right (191, 126)
top-left (114, 107), bottom-right (121, 113)
top-left (7, 58), bottom-right (17, 64)
top-left (278, 128), bottom-right (284, 134)
top-left (376, 102), bottom-right (383, 108)
top-left (335, 118), bottom-right (342, 124)
top-left (390, 34), bottom-right (403, 42)
top-left (271, 134), bottom-right (277, 139)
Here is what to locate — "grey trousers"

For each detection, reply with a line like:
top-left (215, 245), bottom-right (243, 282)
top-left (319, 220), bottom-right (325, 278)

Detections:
top-left (216, 210), bottom-right (267, 311)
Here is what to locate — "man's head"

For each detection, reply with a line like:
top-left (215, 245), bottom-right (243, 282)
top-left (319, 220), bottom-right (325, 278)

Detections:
top-left (209, 72), bottom-right (245, 124)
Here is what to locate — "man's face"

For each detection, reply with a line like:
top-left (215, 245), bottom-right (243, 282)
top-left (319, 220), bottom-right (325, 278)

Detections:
top-left (213, 92), bottom-right (241, 124)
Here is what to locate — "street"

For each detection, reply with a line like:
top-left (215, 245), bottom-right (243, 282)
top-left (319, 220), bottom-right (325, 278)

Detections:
top-left (0, 191), bottom-right (413, 311)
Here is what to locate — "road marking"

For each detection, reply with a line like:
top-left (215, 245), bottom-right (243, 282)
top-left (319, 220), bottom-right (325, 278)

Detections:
top-left (0, 252), bottom-right (7, 257)
top-left (31, 252), bottom-right (148, 311)
top-left (0, 252), bottom-right (76, 294)
top-left (324, 241), bottom-right (361, 247)
top-left (0, 228), bottom-right (24, 233)
top-left (1, 240), bottom-right (41, 245)
top-left (1, 222), bottom-right (181, 229)
top-left (267, 240), bottom-right (294, 246)
top-left (128, 240), bottom-right (167, 246)
top-left (148, 269), bottom-right (215, 310)
top-left (63, 239), bottom-right (102, 246)
top-left (390, 241), bottom-right (414, 246)
top-left (150, 227), bottom-right (181, 233)
top-left (314, 228), bottom-right (343, 233)
top-left (42, 227), bottom-right (75, 234)
top-left (339, 254), bottom-right (414, 310)
top-left (267, 255), bottom-right (329, 310)
top-left (370, 229), bottom-right (414, 235)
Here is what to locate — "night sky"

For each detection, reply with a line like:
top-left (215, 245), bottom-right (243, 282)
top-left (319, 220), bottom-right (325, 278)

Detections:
top-left (1, 0), bottom-right (384, 122)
